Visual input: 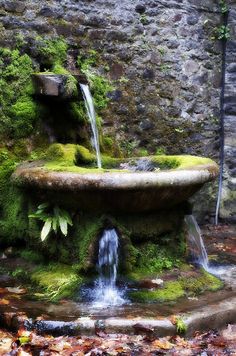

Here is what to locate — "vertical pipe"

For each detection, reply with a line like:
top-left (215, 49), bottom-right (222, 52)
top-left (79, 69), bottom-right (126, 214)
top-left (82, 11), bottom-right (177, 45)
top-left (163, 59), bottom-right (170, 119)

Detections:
top-left (215, 9), bottom-right (229, 225)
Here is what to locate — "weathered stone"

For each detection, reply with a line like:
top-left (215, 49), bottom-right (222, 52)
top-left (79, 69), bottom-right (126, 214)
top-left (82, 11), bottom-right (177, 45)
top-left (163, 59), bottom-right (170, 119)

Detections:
top-left (32, 74), bottom-right (77, 99)
top-left (142, 68), bottom-right (155, 80)
top-left (135, 4), bottom-right (146, 14)
top-left (186, 14), bottom-right (199, 25)
top-left (4, 1), bottom-right (26, 14)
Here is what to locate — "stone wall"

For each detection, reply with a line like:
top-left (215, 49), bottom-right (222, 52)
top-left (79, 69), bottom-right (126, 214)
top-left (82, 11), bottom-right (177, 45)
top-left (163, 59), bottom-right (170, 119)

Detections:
top-left (0, 0), bottom-right (233, 221)
top-left (221, 2), bottom-right (236, 222)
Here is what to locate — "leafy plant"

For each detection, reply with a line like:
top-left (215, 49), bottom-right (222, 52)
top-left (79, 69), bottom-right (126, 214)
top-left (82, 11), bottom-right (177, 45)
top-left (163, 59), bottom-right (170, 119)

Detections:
top-left (217, 25), bottom-right (230, 40)
top-left (140, 14), bottom-right (148, 25)
top-left (176, 317), bottom-right (187, 334)
top-left (220, 0), bottom-right (228, 13)
top-left (29, 203), bottom-right (73, 242)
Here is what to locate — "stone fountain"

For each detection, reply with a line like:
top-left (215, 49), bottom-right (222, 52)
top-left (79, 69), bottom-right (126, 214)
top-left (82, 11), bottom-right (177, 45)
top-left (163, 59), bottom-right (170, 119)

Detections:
top-left (11, 78), bottom-right (219, 283)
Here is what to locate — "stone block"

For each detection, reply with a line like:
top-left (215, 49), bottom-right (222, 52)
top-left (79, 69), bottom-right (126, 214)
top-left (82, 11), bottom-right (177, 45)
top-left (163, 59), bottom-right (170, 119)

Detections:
top-left (4, 1), bottom-right (26, 14)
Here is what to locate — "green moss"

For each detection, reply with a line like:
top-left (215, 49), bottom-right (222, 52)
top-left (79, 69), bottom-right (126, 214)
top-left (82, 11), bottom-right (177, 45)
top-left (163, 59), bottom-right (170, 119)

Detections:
top-left (45, 143), bottom-right (77, 164)
top-left (52, 63), bottom-right (78, 97)
top-left (19, 249), bottom-right (44, 264)
top-left (85, 69), bottom-right (114, 110)
top-left (179, 270), bottom-right (223, 295)
top-left (77, 50), bottom-right (114, 112)
top-left (129, 270), bottom-right (223, 303)
top-left (128, 241), bottom-right (183, 280)
top-left (37, 37), bottom-right (67, 67)
top-left (129, 281), bottom-right (184, 303)
top-left (0, 48), bottom-right (38, 139)
top-left (70, 102), bottom-right (87, 123)
top-left (74, 145), bottom-right (96, 166)
top-left (31, 264), bottom-right (81, 301)
top-left (0, 154), bottom-right (27, 243)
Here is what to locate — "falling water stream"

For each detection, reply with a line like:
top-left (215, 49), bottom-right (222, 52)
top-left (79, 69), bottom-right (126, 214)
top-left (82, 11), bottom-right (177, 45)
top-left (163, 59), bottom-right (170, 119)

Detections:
top-left (185, 215), bottom-right (236, 282)
top-left (185, 215), bottom-right (209, 270)
top-left (80, 83), bottom-right (102, 168)
top-left (92, 228), bottom-right (126, 308)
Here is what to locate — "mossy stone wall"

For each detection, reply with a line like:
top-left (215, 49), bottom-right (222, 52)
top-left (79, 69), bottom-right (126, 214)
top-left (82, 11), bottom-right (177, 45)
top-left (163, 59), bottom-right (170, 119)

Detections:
top-left (0, 0), bottom-right (234, 220)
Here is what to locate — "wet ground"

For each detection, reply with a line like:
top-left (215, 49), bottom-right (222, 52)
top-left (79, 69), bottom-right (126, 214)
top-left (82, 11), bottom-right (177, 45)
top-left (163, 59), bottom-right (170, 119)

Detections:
top-left (0, 224), bottom-right (235, 322)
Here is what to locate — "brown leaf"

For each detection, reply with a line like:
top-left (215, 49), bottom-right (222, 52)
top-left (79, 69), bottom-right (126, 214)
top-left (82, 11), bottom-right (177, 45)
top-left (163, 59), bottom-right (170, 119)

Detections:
top-left (211, 336), bottom-right (227, 347)
top-left (0, 298), bottom-right (9, 305)
top-left (152, 339), bottom-right (175, 350)
top-left (169, 315), bottom-right (177, 325)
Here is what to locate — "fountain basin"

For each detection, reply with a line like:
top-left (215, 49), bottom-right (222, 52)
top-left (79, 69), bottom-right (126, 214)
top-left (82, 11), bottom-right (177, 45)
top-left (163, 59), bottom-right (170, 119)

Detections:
top-left (12, 155), bottom-right (218, 213)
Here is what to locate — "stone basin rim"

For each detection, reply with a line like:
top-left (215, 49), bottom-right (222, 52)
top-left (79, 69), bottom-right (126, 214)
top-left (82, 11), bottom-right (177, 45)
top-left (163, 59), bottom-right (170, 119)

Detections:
top-left (12, 162), bottom-right (219, 191)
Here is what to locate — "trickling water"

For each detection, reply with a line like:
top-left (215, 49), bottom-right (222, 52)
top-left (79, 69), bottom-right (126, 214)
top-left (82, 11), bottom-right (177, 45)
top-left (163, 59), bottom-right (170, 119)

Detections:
top-left (79, 83), bottom-right (102, 168)
top-left (185, 215), bottom-right (236, 282)
top-left (185, 215), bottom-right (209, 270)
top-left (92, 228), bottom-right (126, 308)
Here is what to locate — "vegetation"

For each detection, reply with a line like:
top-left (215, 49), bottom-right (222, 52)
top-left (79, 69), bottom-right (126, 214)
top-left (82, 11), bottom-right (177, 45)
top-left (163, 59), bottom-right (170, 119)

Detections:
top-left (77, 50), bottom-right (114, 111)
top-left (31, 264), bottom-right (81, 301)
top-left (0, 152), bottom-right (27, 243)
top-left (175, 317), bottom-right (187, 334)
top-left (29, 203), bottom-right (73, 242)
top-left (219, 0), bottom-right (228, 13)
top-left (0, 48), bottom-right (38, 139)
top-left (129, 270), bottom-right (223, 303)
top-left (217, 25), bottom-right (230, 40)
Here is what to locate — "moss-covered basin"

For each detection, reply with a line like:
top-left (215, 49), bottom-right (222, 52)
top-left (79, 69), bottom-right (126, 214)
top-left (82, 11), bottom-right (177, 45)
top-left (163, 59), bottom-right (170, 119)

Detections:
top-left (12, 155), bottom-right (218, 213)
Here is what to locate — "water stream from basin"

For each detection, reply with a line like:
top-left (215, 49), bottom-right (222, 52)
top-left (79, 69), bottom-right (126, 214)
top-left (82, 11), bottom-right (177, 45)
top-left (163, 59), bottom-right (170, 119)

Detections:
top-left (185, 215), bottom-right (209, 270)
top-left (80, 83), bottom-right (102, 168)
top-left (92, 228), bottom-right (126, 308)
top-left (185, 215), bottom-right (236, 280)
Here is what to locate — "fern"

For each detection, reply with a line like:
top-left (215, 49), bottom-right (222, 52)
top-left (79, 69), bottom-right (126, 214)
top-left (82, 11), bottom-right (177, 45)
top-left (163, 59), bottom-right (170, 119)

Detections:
top-left (29, 203), bottom-right (73, 242)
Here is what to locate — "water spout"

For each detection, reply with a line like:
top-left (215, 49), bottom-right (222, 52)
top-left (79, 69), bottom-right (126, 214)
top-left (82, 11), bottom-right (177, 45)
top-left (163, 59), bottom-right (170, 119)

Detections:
top-left (80, 83), bottom-right (102, 168)
top-left (185, 215), bottom-right (209, 270)
top-left (92, 228), bottom-right (126, 307)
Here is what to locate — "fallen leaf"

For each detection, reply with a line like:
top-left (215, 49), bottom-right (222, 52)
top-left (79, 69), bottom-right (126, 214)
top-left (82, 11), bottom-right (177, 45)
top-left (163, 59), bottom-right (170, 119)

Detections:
top-left (152, 339), bottom-right (175, 350)
top-left (170, 315), bottom-right (177, 325)
top-left (0, 298), bottom-right (9, 305)
top-left (7, 287), bottom-right (27, 294)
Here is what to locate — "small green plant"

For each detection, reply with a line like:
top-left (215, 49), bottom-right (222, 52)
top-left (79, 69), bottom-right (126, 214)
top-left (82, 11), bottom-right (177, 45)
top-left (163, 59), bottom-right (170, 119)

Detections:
top-left (217, 25), bottom-right (230, 40)
top-left (155, 147), bottom-right (166, 155)
top-left (158, 47), bottom-right (165, 56)
top-left (140, 14), bottom-right (148, 25)
top-left (29, 203), bottom-right (73, 242)
top-left (220, 0), bottom-right (228, 13)
top-left (176, 317), bottom-right (187, 334)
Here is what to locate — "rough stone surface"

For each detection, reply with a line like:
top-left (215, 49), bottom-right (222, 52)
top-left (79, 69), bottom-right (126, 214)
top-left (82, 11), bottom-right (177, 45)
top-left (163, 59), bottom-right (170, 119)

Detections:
top-left (221, 7), bottom-right (236, 221)
top-left (0, 0), bottom-right (234, 220)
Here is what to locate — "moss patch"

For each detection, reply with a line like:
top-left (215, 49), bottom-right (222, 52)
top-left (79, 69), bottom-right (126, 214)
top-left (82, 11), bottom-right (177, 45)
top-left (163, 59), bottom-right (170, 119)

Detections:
top-left (129, 281), bottom-right (184, 303)
top-left (129, 270), bottom-right (223, 303)
top-left (31, 264), bottom-right (81, 301)
top-left (42, 145), bottom-right (217, 173)
top-left (0, 152), bottom-right (27, 244)
top-left (0, 47), bottom-right (38, 140)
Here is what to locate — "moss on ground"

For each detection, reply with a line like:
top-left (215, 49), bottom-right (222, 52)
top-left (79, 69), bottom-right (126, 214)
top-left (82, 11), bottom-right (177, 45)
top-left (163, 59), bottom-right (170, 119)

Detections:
top-left (31, 264), bottom-right (82, 301)
top-left (129, 270), bottom-right (223, 303)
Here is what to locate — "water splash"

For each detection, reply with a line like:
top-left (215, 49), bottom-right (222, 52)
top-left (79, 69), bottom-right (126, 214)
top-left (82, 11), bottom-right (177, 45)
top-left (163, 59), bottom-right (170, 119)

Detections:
top-left (185, 215), bottom-right (209, 270)
top-left (92, 228), bottom-right (126, 308)
top-left (185, 215), bottom-right (236, 283)
top-left (79, 83), bottom-right (102, 168)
